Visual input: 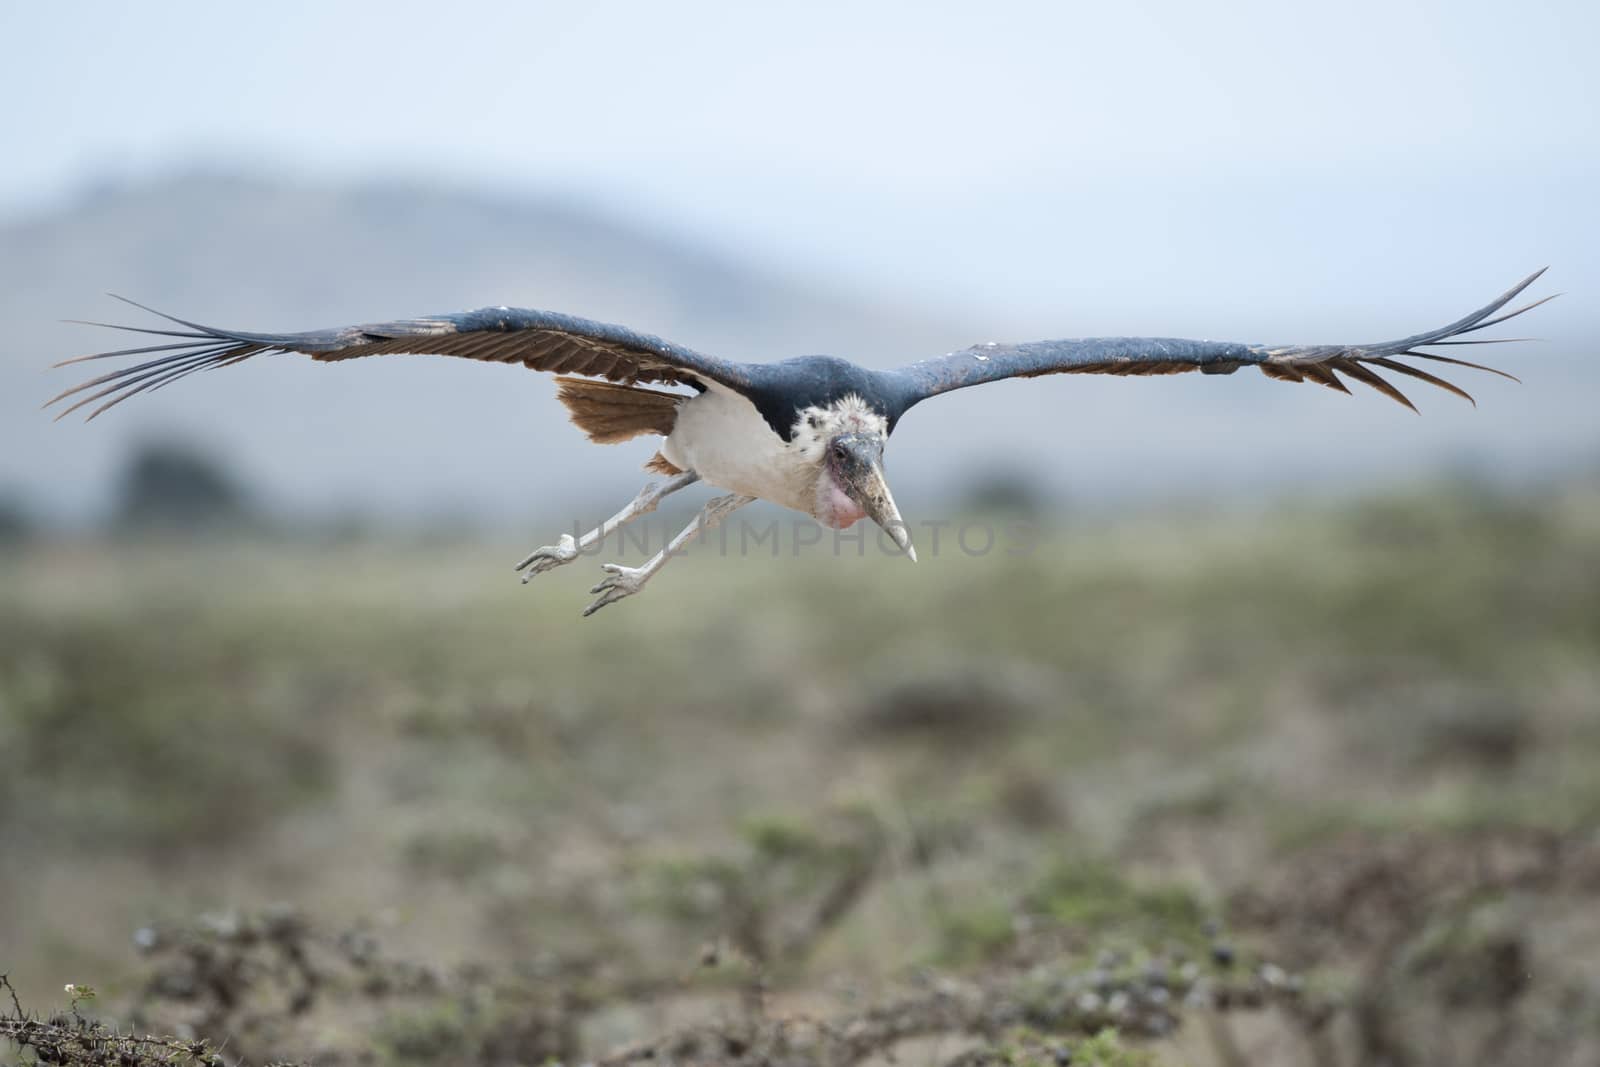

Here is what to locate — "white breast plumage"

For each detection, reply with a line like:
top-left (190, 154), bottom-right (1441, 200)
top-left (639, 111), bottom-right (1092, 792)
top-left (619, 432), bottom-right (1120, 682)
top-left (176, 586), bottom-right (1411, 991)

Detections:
top-left (660, 384), bottom-right (815, 511)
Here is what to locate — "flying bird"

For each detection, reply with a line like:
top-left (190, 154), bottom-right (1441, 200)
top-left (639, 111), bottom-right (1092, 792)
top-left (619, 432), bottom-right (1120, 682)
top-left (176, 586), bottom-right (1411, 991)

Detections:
top-left (50, 270), bottom-right (1551, 615)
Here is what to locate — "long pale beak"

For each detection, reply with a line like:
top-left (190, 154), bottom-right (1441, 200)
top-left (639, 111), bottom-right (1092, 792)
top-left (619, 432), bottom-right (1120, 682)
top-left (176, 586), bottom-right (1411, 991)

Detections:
top-left (859, 462), bottom-right (917, 562)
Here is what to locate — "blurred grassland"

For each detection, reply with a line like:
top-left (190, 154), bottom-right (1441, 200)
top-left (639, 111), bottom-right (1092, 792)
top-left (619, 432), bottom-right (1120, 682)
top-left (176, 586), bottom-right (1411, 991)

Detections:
top-left (1, 475), bottom-right (1598, 1062)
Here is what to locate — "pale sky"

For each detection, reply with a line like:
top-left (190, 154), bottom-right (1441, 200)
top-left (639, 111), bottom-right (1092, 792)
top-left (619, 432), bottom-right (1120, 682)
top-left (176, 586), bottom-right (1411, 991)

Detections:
top-left (7, 1), bottom-right (1595, 314)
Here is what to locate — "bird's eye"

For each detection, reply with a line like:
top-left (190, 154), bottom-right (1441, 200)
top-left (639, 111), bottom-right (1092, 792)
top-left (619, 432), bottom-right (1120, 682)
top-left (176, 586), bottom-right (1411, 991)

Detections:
top-left (831, 441), bottom-right (849, 462)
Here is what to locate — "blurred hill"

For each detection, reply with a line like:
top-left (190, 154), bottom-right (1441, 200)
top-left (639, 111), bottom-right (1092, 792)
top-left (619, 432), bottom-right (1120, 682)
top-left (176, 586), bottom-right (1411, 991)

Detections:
top-left (2, 173), bottom-right (1595, 529)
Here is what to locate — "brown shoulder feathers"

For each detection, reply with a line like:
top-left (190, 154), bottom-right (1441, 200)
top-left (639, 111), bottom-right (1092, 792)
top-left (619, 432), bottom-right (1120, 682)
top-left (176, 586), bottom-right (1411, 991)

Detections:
top-left (554, 376), bottom-right (683, 445)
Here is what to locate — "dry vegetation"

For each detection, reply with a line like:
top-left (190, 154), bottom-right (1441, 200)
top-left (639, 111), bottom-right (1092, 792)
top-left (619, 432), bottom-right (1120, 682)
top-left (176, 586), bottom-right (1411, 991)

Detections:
top-left (2, 476), bottom-right (1599, 1065)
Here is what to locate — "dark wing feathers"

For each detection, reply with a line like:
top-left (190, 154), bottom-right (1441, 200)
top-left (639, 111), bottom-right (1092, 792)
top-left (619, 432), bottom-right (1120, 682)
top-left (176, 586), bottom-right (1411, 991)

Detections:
top-left (51, 271), bottom-right (1550, 423)
top-left (885, 269), bottom-right (1550, 415)
top-left (48, 300), bottom-right (756, 421)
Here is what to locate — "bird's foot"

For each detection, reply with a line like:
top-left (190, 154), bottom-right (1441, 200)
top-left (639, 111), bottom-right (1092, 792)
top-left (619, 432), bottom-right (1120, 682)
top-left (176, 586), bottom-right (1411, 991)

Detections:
top-left (583, 563), bottom-right (649, 617)
top-left (515, 533), bottom-right (579, 581)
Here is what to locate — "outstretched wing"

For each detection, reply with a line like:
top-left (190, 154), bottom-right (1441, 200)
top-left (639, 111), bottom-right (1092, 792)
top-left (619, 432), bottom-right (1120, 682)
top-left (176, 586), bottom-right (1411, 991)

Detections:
top-left (47, 299), bottom-right (759, 421)
top-left (884, 270), bottom-right (1552, 416)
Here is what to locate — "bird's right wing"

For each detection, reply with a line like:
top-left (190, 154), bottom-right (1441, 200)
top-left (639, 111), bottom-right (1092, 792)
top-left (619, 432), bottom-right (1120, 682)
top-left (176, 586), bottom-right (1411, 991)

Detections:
top-left (47, 300), bottom-right (760, 421)
top-left (883, 270), bottom-right (1553, 416)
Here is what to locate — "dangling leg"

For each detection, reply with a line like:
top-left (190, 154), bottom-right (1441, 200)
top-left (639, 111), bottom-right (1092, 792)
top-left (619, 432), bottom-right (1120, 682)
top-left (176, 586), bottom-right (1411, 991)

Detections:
top-left (583, 493), bottom-right (755, 617)
top-left (515, 471), bottom-right (700, 581)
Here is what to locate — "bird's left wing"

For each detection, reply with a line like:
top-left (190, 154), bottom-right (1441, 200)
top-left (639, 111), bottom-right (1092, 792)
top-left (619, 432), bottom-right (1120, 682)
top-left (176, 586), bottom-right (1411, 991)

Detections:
top-left (47, 299), bottom-right (759, 421)
top-left (883, 270), bottom-right (1552, 416)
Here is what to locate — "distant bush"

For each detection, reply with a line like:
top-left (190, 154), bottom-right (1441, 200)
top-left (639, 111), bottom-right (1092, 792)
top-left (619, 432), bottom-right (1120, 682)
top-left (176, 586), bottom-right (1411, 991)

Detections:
top-left (0, 492), bottom-right (33, 545)
top-left (958, 467), bottom-right (1049, 518)
top-left (110, 439), bottom-right (254, 531)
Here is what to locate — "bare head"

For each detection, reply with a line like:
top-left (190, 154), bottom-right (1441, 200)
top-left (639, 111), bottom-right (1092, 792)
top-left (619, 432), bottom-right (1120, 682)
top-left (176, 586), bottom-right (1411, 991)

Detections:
top-left (797, 395), bottom-right (915, 561)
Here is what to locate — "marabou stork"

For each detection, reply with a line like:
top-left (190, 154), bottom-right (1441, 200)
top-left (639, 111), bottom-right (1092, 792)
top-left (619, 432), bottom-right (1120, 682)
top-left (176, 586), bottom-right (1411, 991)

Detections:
top-left (49, 270), bottom-right (1551, 616)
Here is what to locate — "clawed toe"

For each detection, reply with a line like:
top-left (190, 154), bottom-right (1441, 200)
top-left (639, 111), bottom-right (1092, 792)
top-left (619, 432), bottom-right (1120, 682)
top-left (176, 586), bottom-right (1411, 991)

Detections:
top-left (583, 564), bottom-right (645, 616)
top-left (515, 534), bottom-right (578, 581)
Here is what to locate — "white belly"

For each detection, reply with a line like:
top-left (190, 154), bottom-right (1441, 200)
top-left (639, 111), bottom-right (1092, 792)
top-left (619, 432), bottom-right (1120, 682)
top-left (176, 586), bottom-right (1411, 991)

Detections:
top-left (661, 386), bottom-right (814, 513)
